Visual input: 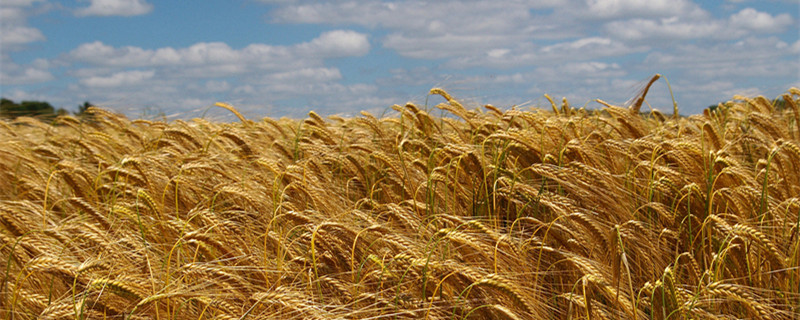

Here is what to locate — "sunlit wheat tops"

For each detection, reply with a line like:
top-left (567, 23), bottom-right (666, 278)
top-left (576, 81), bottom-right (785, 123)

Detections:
top-left (1, 86), bottom-right (799, 319)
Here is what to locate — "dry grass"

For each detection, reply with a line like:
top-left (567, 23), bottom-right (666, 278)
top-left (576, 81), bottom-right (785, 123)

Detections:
top-left (1, 86), bottom-right (799, 319)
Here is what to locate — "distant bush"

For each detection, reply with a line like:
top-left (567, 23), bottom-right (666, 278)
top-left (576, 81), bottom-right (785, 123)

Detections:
top-left (0, 97), bottom-right (67, 120)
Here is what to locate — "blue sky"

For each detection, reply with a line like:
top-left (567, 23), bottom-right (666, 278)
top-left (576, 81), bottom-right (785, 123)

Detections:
top-left (1, 0), bottom-right (798, 119)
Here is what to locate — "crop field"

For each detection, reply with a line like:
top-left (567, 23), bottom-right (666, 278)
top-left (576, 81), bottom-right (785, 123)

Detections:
top-left (1, 85), bottom-right (799, 319)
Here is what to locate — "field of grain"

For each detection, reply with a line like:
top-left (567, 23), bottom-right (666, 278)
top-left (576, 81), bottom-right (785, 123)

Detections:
top-left (1, 86), bottom-right (799, 319)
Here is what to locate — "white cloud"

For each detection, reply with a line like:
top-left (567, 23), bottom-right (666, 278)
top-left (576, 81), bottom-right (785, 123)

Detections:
top-left (61, 29), bottom-right (371, 100)
top-left (67, 30), bottom-right (369, 71)
top-left (443, 62), bottom-right (627, 100)
top-left (0, 1), bottom-right (52, 87)
top-left (635, 35), bottom-right (798, 112)
top-left (561, 61), bottom-right (623, 75)
top-left (1, 0), bottom-right (44, 7)
top-left (491, 73), bottom-right (528, 84)
top-left (605, 18), bottom-right (723, 41)
top-left (75, 0), bottom-right (153, 17)
top-left (384, 33), bottom-right (515, 60)
top-left (1, 7), bottom-right (28, 25)
top-left (53, 30), bottom-right (376, 116)
top-left (69, 41), bottom-right (154, 66)
top-left (729, 8), bottom-right (794, 33)
top-left (260, 67), bottom-right (342, 83)
top-left (542, 37), bottom-right (610, 51)
top-left (297, 30), bottom-right (370, 57)
top-left (264, 0), bottom-right (797, 77)
top-left (605, 7), bottom-right (794, 42)
top-left (204, 80), bottom-right (231, 93)
top-left (447, 37), bottom-right (648, 69)
top-left (271, 0), bottom-right (576, 61)
top-left (0, 25), bottom-right (45, 45)
top-left (3, 0), bottom-right (797, 118)
top-left (233, 85), bottom-right (256, 95)
top-left (80, 69), bottom-right (155, 88)
top-left (0, 56), bottom-right (53, 85)
top-left (584, 0), bottom-right (702, 19)
top-left (376, 66), bottom-right (448, 87)
top-left (487, 49), bottom-right (511, 59)
top-left (271, 0), bottom-right (568, 26)
top-left (0, 64), bottom-right (54, 85)
top-left (643, 37), bottom-right (796, 78)
top-left (0, 1), bottom-right (47, 49)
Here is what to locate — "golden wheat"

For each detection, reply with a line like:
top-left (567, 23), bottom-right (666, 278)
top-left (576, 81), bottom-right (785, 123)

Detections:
top-left (1, 87), bottom-right (798, 319)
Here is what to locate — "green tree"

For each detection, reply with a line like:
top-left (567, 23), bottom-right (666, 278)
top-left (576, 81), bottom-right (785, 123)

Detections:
top-left (0, 98), bottom-right (15, 117)
top-left (0, 98), bottom-right (65, 120)
top-left (76, 101), bottom-right (94, 117)
top-left (20, 100), bottom-right (55, 117)
top-left (1, 98), bottom-right (22, 119)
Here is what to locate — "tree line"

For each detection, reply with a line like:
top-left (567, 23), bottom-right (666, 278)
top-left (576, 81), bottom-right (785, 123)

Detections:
top-left (0, 98), bottom-right (93, 120)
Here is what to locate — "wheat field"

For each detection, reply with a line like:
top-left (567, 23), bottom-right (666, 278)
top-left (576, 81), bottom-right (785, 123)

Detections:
top-left (1, 86), bottom-right (799, 319)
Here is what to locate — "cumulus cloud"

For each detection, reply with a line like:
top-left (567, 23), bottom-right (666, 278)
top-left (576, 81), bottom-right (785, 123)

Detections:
top-left (1, 0), bottom-right (45, 6)
top-left (1, 26), bottom-right (46, 45)
top-left (53, 30), bottom-right (376, 116)
top-left (634, 35), bottom-right (799, 111)
top-left (79, 69), bottom-right (155, 88)
top-left (259, 67), bottom-right (342, 83)
top-left (0, 1), bottom-right (52, 87)
top-left (250, 3), bottom-right (758, 116)
top-left (297, 30), bottom-right (370, 57)
top-left (1, 43), bottom-right (54, 84)
top-left (644, 37), bottom-right (798, 78)
top-left (203, 80), bottom-right (231, 93)
top-left (560, 61), bottom-right (624, 75)
top-left (271, 0), bottom-right (533, 28)
top-left (384, 33), bottom-right (515, 60)
top-left (0, 1), bottom-right (47, 49)
top-left (271, 0), bottom-right (575, 60)
top-left (729, 8), bottom-right (794, 33)
top-left (67, 29), bottom-right (369, 71)
top-left (644, 37), bottom-right (792, 66)
top-left (605, 7), bottom-right (793, 42)
top-left (3, 0), bottom-right (797, 117)
top-left (376, 66), bottom-right (448, 88)
top-left (69, 41), bottom-right (247, 68)
top-left (75, 0), bottom-right (153, 17)
top-left (584, 0), bottom-right (703, 19)
top-left (266, 0), bottom-right (794, 80)
top-left (1, 7), bottom-right (29, 25)
top-left (0, 63), bottom-right (54, 85)
top-left (605, 18), bottom-right (723, 41)
top-left (451, 62), bottom-right (627, 96)
top-left (447, 37), bottom-right (648, 69)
